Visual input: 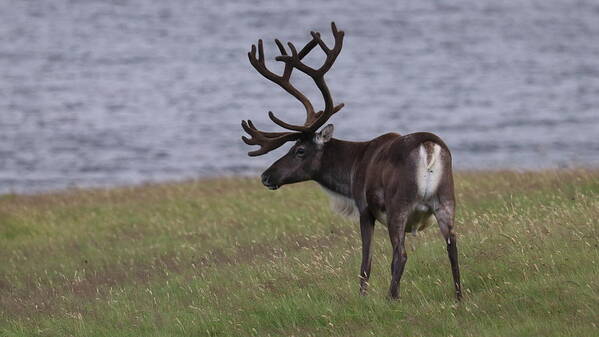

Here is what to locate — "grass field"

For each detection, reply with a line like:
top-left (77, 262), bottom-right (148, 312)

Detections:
top-left (1, 170), bottom-right (598, 336)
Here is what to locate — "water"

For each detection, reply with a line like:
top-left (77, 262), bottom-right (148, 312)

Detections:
top-left (1, 0), bottom-right (598, 194)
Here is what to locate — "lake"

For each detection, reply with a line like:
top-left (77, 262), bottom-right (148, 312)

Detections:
top-left (1, 0), bottom-right (598, 194)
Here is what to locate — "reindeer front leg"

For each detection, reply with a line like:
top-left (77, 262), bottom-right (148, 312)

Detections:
top-left (359, 212), bottom-right (375, 295)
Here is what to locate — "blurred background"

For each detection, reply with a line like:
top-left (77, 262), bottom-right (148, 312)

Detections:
top-left (1, 0), bottom-right (598, 194)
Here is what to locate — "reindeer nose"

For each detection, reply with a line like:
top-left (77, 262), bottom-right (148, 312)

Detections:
top-left (261, 173), bottom-right (271, 186)
top-left (261, 173), bottom-right (278, 190)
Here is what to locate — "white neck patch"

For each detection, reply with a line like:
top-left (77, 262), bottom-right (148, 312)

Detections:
top-left (320, 186), bottom-right (359, 220)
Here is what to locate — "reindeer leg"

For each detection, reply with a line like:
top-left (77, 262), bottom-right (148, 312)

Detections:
top-left (387, 210), bottom-right (409, 299)
top-left (434, 202), bottom-right (462, 301)
top-left (359, 212), bottom-right (375, 295)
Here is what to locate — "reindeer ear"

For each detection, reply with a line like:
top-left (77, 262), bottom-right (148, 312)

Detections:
top-left (315, 124), bottom-right (334, 145)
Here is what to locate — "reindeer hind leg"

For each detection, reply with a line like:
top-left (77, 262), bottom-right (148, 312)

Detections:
top-left (434, 202), bottom-right (462, 301)
top-left (387, 210), bottom-right (409, 299)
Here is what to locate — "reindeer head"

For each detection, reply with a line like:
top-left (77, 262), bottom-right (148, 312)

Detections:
top-left (241, 23), bottom-right (345, 190)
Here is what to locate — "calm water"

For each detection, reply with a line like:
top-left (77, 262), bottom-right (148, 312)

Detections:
top-left (1, 0), bottom-right (598, 194)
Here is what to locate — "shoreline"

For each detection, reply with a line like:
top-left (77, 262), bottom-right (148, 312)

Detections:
top-left (2, 167), bottom-right (597, 197)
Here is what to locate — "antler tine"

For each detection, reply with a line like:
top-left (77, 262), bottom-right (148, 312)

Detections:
top-left (258, 39), bottom-right (264, 63)
top-left (267, 103), bottom-right (344, 132)
top-left (241, 120), bottom-right (301, 156)
top-left (274, 39), bottom-right (287, 56)
top-left (274, 39), bottom-right (293, 80)
top-left (310, 31), bottom-right (329, 53)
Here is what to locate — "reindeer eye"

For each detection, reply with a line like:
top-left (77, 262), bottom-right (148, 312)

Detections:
top-left (296, 147), bottom-right (305, 157)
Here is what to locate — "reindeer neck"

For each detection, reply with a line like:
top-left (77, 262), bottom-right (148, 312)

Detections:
top-left (314, 138), bottom-right (367, 198)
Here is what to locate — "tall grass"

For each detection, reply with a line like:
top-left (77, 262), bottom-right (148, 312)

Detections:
top-left (1, 170), bottom-right (598, 336)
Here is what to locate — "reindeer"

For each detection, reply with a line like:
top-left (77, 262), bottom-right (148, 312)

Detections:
top-left (241, 23), bottom-right (461, 300)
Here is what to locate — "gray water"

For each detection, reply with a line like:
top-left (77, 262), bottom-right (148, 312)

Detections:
top-left (1, 0), bottom-right (598, 194)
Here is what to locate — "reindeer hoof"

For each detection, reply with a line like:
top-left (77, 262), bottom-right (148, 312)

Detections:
top-left (387, 292), bottom-right (400, 300)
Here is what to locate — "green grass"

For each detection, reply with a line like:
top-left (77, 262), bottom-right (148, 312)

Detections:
top-left (1, 170), bottom-right (598, 337)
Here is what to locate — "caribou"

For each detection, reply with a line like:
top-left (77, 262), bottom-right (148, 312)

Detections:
top-left (241, 23), bottom-right (462, 300)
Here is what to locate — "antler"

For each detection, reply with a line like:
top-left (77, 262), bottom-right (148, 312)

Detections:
top-left (241, 22), bottom-right (345, 156)
top-left (241, 120), bottom-right (301, 156)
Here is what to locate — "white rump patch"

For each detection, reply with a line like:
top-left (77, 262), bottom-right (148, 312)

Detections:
top-left (417, 144), bottom-right (443, 200)
top-left (321, 187), bottom-right (359, 220)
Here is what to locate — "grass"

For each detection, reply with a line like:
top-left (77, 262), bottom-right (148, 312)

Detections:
top-left (1, 170), bottom-right (598, 336)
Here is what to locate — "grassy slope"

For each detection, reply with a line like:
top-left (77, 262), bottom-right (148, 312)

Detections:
top-left (0, 171), bottom-right (598, 337)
